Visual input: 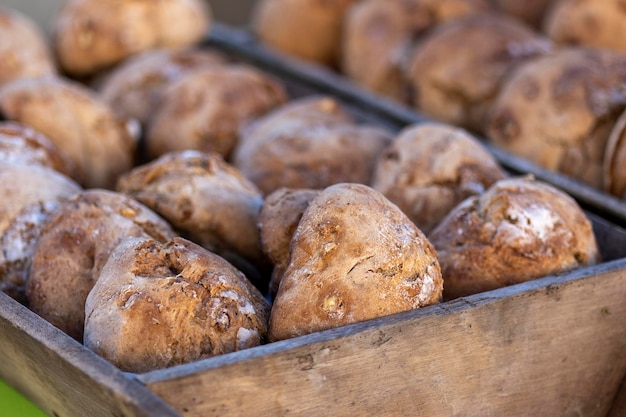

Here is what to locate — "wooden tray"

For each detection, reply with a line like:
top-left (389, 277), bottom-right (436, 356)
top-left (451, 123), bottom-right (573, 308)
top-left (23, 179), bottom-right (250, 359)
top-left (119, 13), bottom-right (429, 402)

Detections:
top-left (1, 24), bottom-right (625, 417)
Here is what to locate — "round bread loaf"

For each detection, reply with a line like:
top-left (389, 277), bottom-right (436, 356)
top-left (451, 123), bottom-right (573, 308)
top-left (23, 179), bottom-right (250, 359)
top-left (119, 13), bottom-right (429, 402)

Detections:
top-left (117, 150), bottom-right (268, 286)
top-left (0, 7), bottom-right (56, 86)
top-left (544, 0), bottom-right (626, 55)
top-left (146, 65), bottom-right (287, 160)
top-left (26, 190), bottom-right (176, 341)
top-left (407, 12), bottom-right (553, 133)
top-left (0, 163), bottom-right (81, 303)
top-left (0, 77), bottom-right (139, 189)
top-left (99, 48), bottom-right (226, 126)
top-left (428, 177), bottom-right (600, 300)
top-left (54, 0), bottom-right (211, 76)
top-left (269, 183), bottom-right (443, 341)
top-left (372, 122), bottom-right (507, 233)
top-left (233, 96), bottom-right (393, 195)
top-left (486, 47), bottom-right (626, 188)
top-left (342, 0), bottom-right (488, 102)
top-left (84, 236), bottom-right (270, 373)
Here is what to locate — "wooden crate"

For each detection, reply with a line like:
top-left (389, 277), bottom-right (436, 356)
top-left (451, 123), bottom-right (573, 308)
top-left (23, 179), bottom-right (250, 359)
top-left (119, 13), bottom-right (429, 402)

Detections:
top-left (1, 24), bottom-right (626, 417)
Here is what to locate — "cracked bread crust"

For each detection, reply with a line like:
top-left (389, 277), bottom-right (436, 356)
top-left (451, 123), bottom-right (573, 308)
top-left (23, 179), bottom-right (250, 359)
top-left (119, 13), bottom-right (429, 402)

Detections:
top-left (268, 183), bottom-right (442, 342)
top-left (117, 150), bottom-right (267, 284)
top-left (26, 189), bottom-right (176, 341)
top-left (372, 122), bottom-right (507, 233)
top-left (84, 236), bottom-right (270, 373)
top-left (428, 177), bottom-right (600, 300)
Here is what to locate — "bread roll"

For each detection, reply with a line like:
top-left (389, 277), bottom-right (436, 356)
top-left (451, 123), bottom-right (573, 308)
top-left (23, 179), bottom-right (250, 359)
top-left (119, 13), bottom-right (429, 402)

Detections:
top-left (407, 12), bottom-right (552, 133)
top-left (146, 65), bottom-right (287, 160)
top-left (0, 7), bottom-right (56, 86)
top-left (372, 122), bottom-right (507, 233)
top-left (429, 177), bottom-right (600, 299)
top-left (486, 47), bottom-right (626, 188)
top-left (604, 109), bottom-right (626, 199)
top-left (84, 236), bottom-right (270, 373)
top-left (0, 77), bottom-right (139, 189)
top-left (269, 183), bottom-right (442, 341)
top-left (544, 0), bottom-right (626, 55)
top-left (99, 48), bottom-right (226, 126)
top-left (26, 190), bottom-right (176, 341)
top-left (117, 150), bottom-right (268, 286)
top-left (252, 0), bottom-right (357, 66)
top-left (54, 0), bottom-right (211, 76)
top-left (342, 0), bottom-right (488, 101)
top-left (233, 96), bottom-right (393, 195)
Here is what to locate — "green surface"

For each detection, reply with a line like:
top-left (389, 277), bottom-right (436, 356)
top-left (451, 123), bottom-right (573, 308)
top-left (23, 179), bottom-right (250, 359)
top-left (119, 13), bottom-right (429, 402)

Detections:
top-left (0, 379), bottom-right (48, 417)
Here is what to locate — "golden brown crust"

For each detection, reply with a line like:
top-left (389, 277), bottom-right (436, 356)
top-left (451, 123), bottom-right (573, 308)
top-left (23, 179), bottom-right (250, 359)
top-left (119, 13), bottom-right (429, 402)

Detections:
top-left (84, 236), bottom-right (270, 373)
top-left (407, 12), bottom-right (553, 133)
top-left (117, 151), bottom-right (268, 283)
top-left (0, 163), bottom-right (81, 303)
top-left (0, 122), bottom-right (75, 177)
top-left (0, 7), bottom-right (56, 86)
top-left (341, 0), bottom-right (489, 101)
top-left (372, 122), bottom-right (507, 233)
top-left (269, 183), bottom-right (442, 341)
top-left (146, 65), bottom-right (287, 160)
top-left (54, 0), bottom-right (211, 76)
top-left (428, 177), bottom-right (600, 300)
top-left (26, 190), bottom-right (176, 341)
top-left (486, 47), bottom-right (626, 188)
top-left (252, 0), bottom-right (357, 66)
top-left (233, 96), bottom-right (393, 195)
top-left (258, 187), bottom-right (320, 297)
top-left (0, 77), bottom-right (139, 189)
top-left (544, 0), bottom-right (626, 55)
top-left (99, 48), bottom-right (227, 125)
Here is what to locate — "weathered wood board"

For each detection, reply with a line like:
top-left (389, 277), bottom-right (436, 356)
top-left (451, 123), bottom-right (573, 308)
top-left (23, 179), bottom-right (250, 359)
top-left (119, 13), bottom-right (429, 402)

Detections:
top-left (140, 261), bottom-right (626, 417)
top-left (0, 292), bottom-right (180, 417)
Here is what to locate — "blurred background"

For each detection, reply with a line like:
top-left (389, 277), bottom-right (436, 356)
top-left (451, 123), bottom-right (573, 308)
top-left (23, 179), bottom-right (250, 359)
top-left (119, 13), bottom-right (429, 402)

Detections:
top-left (1, 0), bottom-right (255, 32)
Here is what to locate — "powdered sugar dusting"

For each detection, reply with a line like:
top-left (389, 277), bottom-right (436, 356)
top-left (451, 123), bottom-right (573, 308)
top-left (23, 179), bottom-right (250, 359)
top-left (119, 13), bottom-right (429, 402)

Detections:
top-left (2, 202), bottom-right (56, 262)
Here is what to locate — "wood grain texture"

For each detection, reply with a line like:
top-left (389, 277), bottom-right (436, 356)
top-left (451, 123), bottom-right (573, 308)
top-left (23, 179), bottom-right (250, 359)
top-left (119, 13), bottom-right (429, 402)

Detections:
top-left (141, 261), bottom-right (626, 417)
top-left (0, 292), bottom-right (180, 417)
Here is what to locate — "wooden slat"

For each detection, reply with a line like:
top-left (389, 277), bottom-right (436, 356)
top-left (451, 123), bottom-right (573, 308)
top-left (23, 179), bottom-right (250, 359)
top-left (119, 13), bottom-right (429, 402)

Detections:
top-left (140, 261), bottom-right (626, 417)
top-left (0, 293), bottom-right (180, 417)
